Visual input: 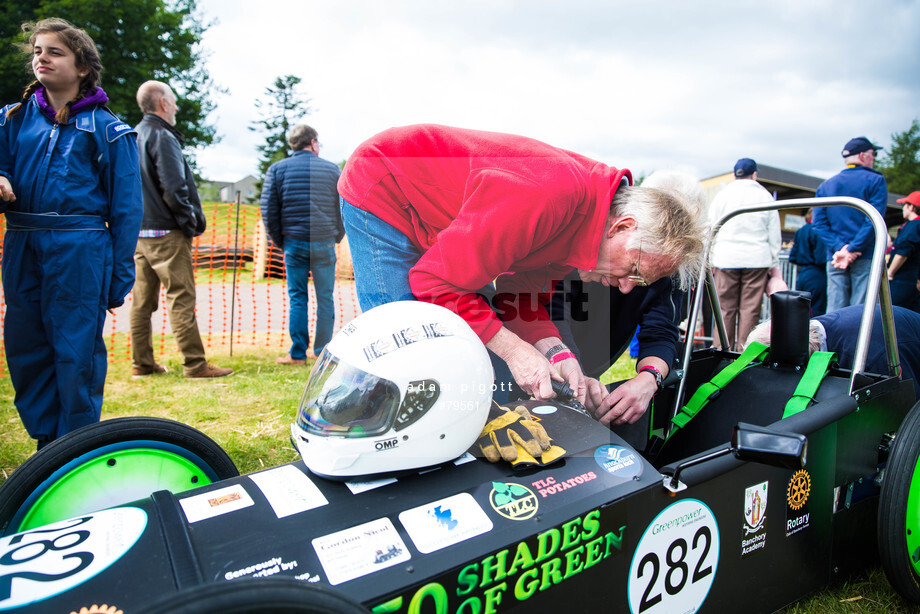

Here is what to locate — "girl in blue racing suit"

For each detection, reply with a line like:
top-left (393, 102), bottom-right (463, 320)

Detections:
top-left (0, 18), bottom-right (142, 449)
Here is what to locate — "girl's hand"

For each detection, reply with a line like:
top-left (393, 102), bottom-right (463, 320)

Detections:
top-left (0, 177), bottom-right (15, 202)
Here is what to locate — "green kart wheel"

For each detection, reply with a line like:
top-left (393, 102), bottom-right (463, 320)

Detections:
top-left (879, 400), bottom-right (920, 604)
top-left (0, 417), bottom-right (238, 536)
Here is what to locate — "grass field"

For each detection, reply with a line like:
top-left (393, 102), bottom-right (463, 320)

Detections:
top-left (0, 348), bottom-right (915, 612)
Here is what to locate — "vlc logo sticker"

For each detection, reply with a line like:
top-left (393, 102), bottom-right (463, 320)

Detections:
top-left (488, 481), bottom-right (538, 520)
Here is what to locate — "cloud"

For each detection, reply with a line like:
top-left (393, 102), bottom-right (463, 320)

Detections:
top-left (195, 0), bottom-right (920, 186)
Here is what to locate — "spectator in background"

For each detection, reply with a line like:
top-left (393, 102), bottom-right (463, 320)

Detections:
top-left (887, 191), bottom-right (920, 312)
top-left (0, 18), bottom-right (142, 448)
top-left (788, 208), bottom-right (829, 316)
top-left (131, 80), bottom-right (232, 379)
top-left (261, 124), bottom-right (343, 365)
top-left (708, 158), bottom-right (785, 351)
top-left (813, 136), bottom-right (888, 312)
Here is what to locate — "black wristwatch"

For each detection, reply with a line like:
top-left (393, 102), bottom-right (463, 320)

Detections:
top-left (638, 365), bottom-right (664, 392)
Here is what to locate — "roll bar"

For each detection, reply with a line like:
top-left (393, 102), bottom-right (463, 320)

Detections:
top-left (676, 197), bottom-right (899, 412)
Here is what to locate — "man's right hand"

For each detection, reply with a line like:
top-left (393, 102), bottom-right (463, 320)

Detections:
top-left (0, 177), bottom-right (15, 202)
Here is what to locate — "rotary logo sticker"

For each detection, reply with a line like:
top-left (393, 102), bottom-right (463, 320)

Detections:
top-left (488, 482), bottom-right (538, 520)
top-left (785, 469), bottom-right (811, 537)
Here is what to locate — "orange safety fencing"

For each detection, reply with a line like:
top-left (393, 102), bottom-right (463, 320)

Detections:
top-left (0, 203), bottom-right (362, 376)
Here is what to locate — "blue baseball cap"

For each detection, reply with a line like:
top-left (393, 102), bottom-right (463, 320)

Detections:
top-left (841, 137), bottom-right (882, 157)
top-left (733, 158), bottom-right (758, 177)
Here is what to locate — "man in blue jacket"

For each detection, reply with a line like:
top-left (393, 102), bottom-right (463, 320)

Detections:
top-left (788, 208), bottom-right (829, 316)
top-left (813, 136), bottom-right (888, 312)
top-left (261, 124), bottom-right (344, 364)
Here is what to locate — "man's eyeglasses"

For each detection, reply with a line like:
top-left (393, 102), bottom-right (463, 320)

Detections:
top-left (626, 242), bottom-right (649, 287)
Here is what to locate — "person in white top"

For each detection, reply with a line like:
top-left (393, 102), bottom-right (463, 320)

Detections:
top-left (708, 158), bottom-right (786, 351)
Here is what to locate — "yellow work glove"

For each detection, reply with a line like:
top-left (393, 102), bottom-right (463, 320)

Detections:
top-left (476, 402), bottom-right (566, 469)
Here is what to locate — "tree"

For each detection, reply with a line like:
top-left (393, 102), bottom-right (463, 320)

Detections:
top-left (249, 74), bottom-right (313, 186)
top-left (0, 0), bottom-right (218, 151)
top-left (877, 119), bottom-right (920, 196)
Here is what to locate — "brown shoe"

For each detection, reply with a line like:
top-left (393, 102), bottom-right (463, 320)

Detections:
top-left (187, 363), bottom-right (234, 378)
top-left (132, 363), bottom-right (168, 379)
top-left (276, 355), bottom-right (307, 365)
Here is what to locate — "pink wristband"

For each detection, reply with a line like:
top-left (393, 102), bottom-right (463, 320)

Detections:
top-left (549, 351), bottom-right (576, 365)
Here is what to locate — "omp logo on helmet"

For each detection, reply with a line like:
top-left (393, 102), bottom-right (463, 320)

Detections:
top-left (488, 481), bottom-right (538, 520)
top-left (786, 470), bottom-right (810, 511)
top-left (375, 437), bottom-right (399, 451)
top-left (363, 321), bottom-right (455, 362)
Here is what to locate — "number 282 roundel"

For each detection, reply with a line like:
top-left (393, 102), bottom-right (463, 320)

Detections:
top-left (628, 499), bottom-right (719, 614)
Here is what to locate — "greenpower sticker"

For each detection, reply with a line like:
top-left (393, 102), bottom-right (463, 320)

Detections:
top-left (0, 507), bottom-right (147, 611)
top-left (628, 499), bottom-right (719, 614)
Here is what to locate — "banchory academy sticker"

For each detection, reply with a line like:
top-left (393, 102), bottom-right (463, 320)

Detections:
top-left (0, 508), bottom-right (147, 611)
top-left (742, 481), bottom-right (768, 557)
top-left (628, 499), bottom-right (719, 614)
top-left (398, 493), bottom-right (493, 554)
top-left (594, 444), bottom-right (643, 479)
top-left (312, 517), bottom-right (410, 585)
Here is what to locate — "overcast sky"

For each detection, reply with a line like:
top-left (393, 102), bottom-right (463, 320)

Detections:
top-left (193, 0), bottom-right (920, 186)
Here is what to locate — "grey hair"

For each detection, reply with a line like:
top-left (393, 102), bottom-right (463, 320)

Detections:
top-left (613, 185), bottom-right (708, 291)
top-left (743, 319), bottom-right (823, 354)
top-left (288, 124), bottom-right (317, 151)
top-left (642, 169), bottom-right (708, 219)
top-left (136, 80), bottom-right (172, 114)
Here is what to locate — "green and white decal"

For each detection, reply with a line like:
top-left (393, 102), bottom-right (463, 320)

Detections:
top-left (628, 499), bottom-right (719, 614)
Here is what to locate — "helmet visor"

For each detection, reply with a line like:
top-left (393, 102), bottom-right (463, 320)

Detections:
top-left (296, 350), bottom-right (401, 438)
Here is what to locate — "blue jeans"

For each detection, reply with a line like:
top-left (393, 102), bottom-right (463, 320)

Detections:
top-left (284, 238), bottom-right (337, 359)
top-left (826, 258), bottom-right (872, 312)
top-left (341, 199), bottom-right (518, 402)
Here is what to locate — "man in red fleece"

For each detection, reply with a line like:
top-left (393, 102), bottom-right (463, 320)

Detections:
top-left (338, 124), bottom-right (706, 413)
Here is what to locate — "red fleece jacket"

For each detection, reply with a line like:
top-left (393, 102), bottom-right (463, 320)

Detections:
top-left (338, 124), bottom-right (631, 345)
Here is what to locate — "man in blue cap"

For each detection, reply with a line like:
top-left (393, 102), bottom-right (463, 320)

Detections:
top-left (708, 158), bottom-right (785, 351)
top-left (812, 137), bottom-right (888, 312)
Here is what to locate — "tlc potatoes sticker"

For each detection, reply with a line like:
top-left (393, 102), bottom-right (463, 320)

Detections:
top-left (628, 499), bottom-right (719, 614)
top-left (0, 508), bottom-right (147, 611)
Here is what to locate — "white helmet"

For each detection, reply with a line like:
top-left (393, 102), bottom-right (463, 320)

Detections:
top-left (291, 301), bottom-right (493, 479)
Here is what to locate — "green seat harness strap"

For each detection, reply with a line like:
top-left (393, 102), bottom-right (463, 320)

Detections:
top-left (665, 342), bottom-right (770, 442)
top-left (782, 351), bottom-right (837, 418)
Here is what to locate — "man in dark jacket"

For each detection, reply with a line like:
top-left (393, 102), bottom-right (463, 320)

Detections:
top-left (788, 208), bottom-right (828, 316)
top-left (130, 80), bottom-right (232, 378)
top-left (261, 124), bottom-right (344, 364)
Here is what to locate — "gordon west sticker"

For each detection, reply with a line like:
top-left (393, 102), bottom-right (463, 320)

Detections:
top-left (312, 517), bottom-right (410, 585)
top-left (594, 444), bottom-right (643, 480)
top-left (785, 469), bottom-right (811, 537)
top-left (742, 481), bottom-right (768, 557)
top-left (488, 482), bottom-right (538, 520)
top-left (0, 508), bottom-right (147, 611)
top-left (249, 464), bottom-right (329, 519)
top-left (399, 493), bottom-right (493, 554)
top-left (180, 483), bottom-right (254, 523)
top-left (628, 499), bottom-right (719, 614)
